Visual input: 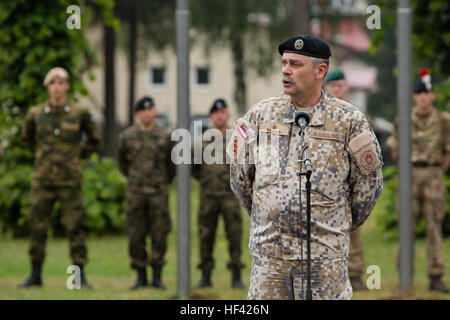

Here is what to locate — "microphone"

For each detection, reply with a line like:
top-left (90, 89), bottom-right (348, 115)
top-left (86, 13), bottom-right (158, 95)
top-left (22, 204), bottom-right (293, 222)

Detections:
top-left (294, 112), bottom-right (310, 135)
top-left (294, 112), bottom-right (312, 178)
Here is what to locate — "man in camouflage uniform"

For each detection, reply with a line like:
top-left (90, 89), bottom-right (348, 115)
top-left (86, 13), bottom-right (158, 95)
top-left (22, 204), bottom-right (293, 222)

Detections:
top-left (193, 99), bottom-right (245, 289)
top-left (227, 35), bottom-right (383, 300)
top-left (324, 69), bottom-right (368, 291)
top-left (19, 67), bottom-right (100, 288)
top-left (118, 96), bottom-right (175, 290)
top-left (387, 70), bottom-right (450, 293)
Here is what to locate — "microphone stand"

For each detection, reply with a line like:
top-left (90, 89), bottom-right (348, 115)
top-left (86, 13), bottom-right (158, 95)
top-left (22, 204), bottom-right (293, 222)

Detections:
top-left (297, 126), bottom-right (313, 300)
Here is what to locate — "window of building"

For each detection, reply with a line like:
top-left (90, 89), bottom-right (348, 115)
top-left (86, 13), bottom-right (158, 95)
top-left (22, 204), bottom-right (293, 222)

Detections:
top-left (196, 67), bottom-right (210, 86)
top-left (151, 67), bottom-right (165, 85)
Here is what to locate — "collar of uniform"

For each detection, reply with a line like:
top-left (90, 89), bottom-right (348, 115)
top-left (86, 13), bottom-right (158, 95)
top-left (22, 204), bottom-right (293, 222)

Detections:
top-left (45, 100), bottom-right (72, 113)
top-left (282, 90), bottom-right (325, 126)
top-left (411, 106), bottom-right (437, 123)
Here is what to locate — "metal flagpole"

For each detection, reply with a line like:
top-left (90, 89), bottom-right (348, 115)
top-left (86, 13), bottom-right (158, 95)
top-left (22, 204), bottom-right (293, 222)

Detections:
top-left (397, 0), bottom-right (413, 292)
top-left (176, 0), bottom-right (191, 299)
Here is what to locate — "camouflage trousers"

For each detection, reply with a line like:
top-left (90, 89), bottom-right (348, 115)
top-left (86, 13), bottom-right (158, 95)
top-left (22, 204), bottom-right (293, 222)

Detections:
top-left (396, 167), bottom-right (446, 277)
top-left (248, 253), bottom-right (353, 300)
top-left (126, 190), bottom-right (171, 271)
top-left (197, 193), bottom-right (244, 272)
top-left (28, 184), bottom-right (87, 264)
top-left (348, 228), bottom-right (365, 278)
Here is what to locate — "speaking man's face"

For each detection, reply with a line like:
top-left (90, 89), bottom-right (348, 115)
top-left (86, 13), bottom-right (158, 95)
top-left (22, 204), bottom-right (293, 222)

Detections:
top-left (281, 53), bottom-right (327, 98)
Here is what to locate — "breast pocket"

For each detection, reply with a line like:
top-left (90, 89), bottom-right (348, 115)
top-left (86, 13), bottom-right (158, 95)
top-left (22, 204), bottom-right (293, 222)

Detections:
top-left (126, 140), bottom-right (142, 162)
top-left (61, 120), bottom-right (80, 143)
top-left (255, 122), bottom-right (290, 189)
top-left (309, 136), bottom-right (349, 201)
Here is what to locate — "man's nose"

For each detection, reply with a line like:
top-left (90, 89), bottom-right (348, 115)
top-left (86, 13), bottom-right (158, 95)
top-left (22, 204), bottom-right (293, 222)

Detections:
top-left (282, 64), bottom-right (291, 75)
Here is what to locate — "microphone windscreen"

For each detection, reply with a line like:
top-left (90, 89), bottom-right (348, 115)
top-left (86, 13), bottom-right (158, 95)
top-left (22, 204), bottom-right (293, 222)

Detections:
top-left (295, 112), bottom-right (310, 126)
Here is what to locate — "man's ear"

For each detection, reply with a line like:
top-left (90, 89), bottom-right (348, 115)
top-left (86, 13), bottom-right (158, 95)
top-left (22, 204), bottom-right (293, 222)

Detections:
top-left (224, 109), bottom-right (231, 120)
top-left (317, 64), bottom-right (328, 80)
top-left (64, 80), bottom-right (71, 92)
top-left (429, 91), bottom-right (436, 102)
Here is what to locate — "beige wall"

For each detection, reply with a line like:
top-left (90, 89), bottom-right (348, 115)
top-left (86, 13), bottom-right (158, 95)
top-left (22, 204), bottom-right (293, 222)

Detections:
top-left (79, 23), bottom-right (371, 128)
top-left (78, 23), bottom-right (286, 127)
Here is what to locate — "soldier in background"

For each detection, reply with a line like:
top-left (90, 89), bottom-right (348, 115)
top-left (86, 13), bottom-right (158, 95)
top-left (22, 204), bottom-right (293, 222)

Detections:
top-left (118, 96), bottom-right (175, 290)
top-left (324, 69), bottom-right (367, 291)
top-left (193, 99), bottom-right (245, 289)
top-left (387, 69), bottom-right (450, 293)
top-left (19, 67), bottom-right (100, 288)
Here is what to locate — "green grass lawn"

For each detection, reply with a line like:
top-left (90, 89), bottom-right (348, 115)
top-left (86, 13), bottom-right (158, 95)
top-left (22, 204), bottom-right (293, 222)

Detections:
top-left (0, 181), bottom-right (449, 300)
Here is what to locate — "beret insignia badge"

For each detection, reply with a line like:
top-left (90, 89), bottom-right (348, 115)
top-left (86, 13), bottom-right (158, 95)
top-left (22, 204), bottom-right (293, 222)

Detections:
top-left (294, 39), bottom-right (304, 50)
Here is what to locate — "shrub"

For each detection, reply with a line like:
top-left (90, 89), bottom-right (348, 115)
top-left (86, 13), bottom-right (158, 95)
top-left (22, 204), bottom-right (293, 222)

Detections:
top-left (375, 166), bottom-right (450, 241)
top-left (0, 151), bottom-right (127, 237)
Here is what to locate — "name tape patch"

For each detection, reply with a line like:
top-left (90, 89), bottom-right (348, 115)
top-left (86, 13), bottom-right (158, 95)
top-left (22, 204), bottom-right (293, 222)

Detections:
top-left (310, 129), bottom-right (344, 141)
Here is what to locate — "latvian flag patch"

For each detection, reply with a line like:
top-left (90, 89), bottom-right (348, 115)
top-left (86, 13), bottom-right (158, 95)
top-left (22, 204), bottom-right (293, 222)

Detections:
top-left (238, 124), bottom-right (249, 139)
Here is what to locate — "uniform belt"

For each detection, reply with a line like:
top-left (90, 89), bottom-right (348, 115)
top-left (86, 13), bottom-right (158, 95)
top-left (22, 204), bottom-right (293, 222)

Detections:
top-left (412, 162), bottom-right (441, 167)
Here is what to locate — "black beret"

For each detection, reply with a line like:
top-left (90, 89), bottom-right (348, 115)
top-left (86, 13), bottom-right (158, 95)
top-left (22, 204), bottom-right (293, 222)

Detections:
top-left (413, 80), bottom-right (430, 94)
top-left (278, 35), bottom-right (331, 59)
top-left (209, 98), bottom-right (228, 114)
top-left (134, 96), bottom-right (155, 112)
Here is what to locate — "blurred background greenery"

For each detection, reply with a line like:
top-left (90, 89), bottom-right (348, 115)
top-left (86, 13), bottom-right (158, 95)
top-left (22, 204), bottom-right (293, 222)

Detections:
top-left (0, 0), bottom-right (449, 299)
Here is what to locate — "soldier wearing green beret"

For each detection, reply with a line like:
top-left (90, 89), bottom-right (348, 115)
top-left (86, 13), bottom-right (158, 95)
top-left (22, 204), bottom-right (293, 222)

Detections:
top-left (324, 70), bottom-right (347, 100)
top-left (19, 67), bottom-right (100, 289)
top-left (324, 69), bottom-right (368, 291)
top-left (118, 96), bottom-right (175, 290)
top-left (193, 99), bottom-right (245, 289)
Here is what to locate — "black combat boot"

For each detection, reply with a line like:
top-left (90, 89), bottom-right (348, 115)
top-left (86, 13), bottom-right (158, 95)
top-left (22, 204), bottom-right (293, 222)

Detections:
top-left (350, 277), bottom-right (367, 291)
top-left (231, 270), bottom-right (244, 289)
top-left (152, 268), bottom-right (166, 290)
top-left (430, 275), bottom-right (449, 293)
top-left (18, 261), bottom-right (42, 288)
top-left (130, 267), bottom-right (148, 290)
top-left (77, 264), bottom-right (93, 289)
top-left (196, 270), bottom-right (212, 288)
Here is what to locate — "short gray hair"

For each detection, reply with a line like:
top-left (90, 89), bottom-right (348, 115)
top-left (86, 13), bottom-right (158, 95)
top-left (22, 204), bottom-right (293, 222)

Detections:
top-left (310, 57), bottom-right (329, 79)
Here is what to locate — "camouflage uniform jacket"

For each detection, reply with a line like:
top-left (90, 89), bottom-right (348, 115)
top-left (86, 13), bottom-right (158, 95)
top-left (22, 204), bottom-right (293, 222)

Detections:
top-left (193, 130), bottom-right (234, 196)
top-left (227, 91), bottom-right (383, 260)
top-left (387, 107), bottom-right (450, 163)
top-left (21, 101), bottom-right (100, 187)
top-left (118, 124), bottom-right (175, 193)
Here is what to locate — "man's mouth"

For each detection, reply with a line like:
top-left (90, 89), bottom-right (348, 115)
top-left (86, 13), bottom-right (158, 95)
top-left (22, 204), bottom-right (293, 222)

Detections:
top-left (282, 77), bottom-right (294, 86)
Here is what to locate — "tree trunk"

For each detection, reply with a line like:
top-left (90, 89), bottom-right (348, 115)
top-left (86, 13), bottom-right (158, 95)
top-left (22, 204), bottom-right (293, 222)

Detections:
top-left (231, 36), bottom-right (247, 116)
top-left (128, 8), bottom-right (137, 126)
top-left (293, 0), bottom-right (310, 34)
top-left (103, 24), bottom-right (116, 157)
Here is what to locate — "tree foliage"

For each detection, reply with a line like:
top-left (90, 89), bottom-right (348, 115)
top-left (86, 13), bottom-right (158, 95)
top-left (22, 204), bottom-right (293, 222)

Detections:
top-left (114, 0), bottom-right (175, 59)
top-left (114, 0), bottom-right (175, 125)
top-left (370, 0), bottom-right (450, 115)
top-left (191, 0), bottom-right (292, 114)
top-left (0, 0), bottom-right (116, 111)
